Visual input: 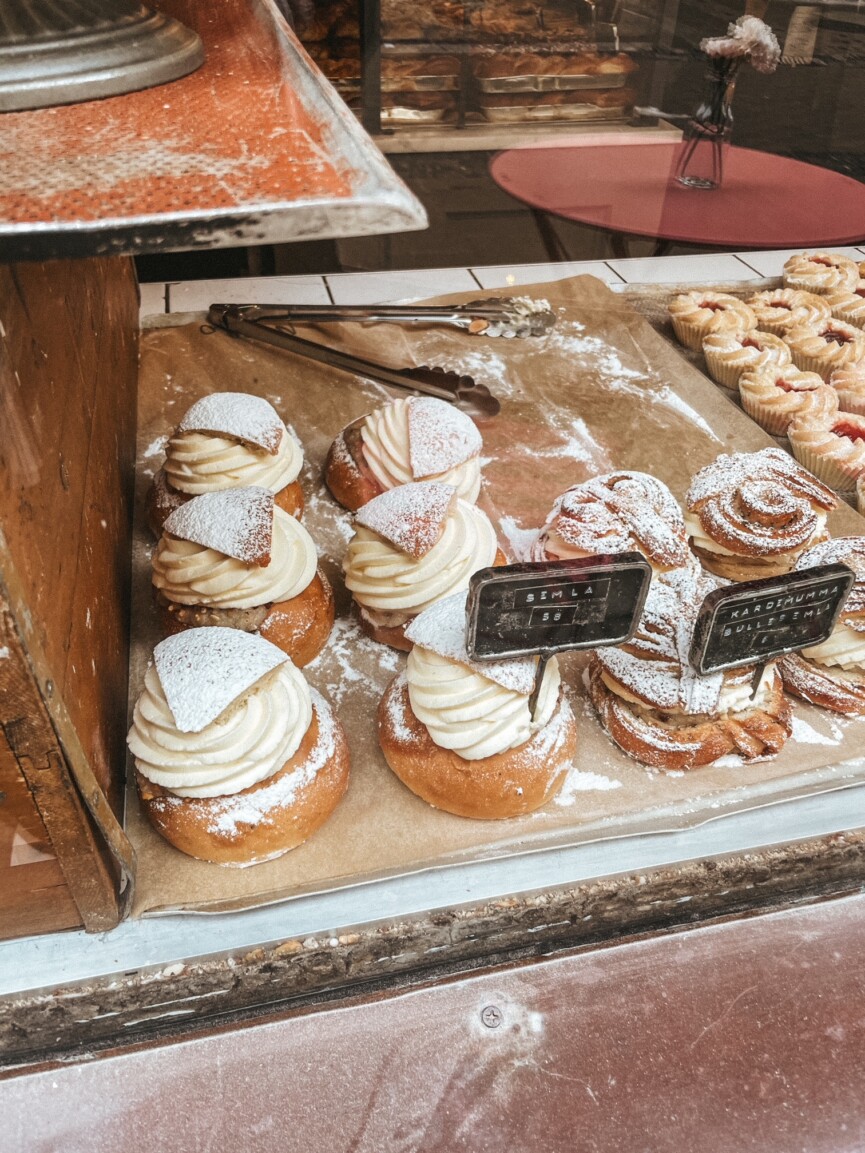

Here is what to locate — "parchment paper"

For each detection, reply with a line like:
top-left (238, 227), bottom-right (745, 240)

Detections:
top-left (130, 274), bottom-right (865, 916)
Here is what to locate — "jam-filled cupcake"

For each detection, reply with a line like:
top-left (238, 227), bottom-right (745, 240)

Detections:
top-left (685, 447), bottom-right (837, 581)
top-left (668, 291), bottom-right (756, 351)
top-left (778, 538), bottom-right (865, 715)
top-left (829, 362), bottom-right (865, 416)
top-left (128, 629), bottom-right (350, 864)
top-left (343, 480), bottom-right (503, 650)
top-left (377, 593), bottom-right (577, 818)
top-left (745, 288), bottom-right (830, 337)
top-left (147, 392), bottom-right (304, 535)
top-left (152, 487), bottom-right (334, 666)
top-left (531, 470), bottom-right (693, 579)
top-left (783, 251), bottom-right (861, 296)
top-left (325, 395), bottom-right (483, 512)
top-left (701, 329), bottom-right (791, 391)
top-left (784, 317), bottom-right (865, 380)
top-left (737, 364), bottom-right (837, 437)
top-left (787, 409), bottom-right (865, 494)
top-left (589, 566), bottom-right (792, 771)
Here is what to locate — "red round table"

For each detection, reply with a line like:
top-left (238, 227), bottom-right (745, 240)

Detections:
top-left (490, 140), bottom-right (865, 252)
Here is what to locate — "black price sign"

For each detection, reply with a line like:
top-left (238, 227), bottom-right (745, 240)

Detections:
top-left (689, 562), bottom-right (855, 676)
top-left (466, 553), bottom-right (652, 660)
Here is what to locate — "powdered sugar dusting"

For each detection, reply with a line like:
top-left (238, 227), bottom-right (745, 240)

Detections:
top-left (163, 486), bottom-right (273, 565)
top-left (407, 397), bottom-right (482, 479)
top-left (404, 592), bottom-right (538, 695)
top-left (384, 672), bottom-right (422, 746)
top-left (154, 628), bottom-right (288, 733)
top-left (555, 766), bottom-right (622, 805)
top-left (308, 616), bottom-right (400, 706)
top-left (178, 392), bottom-right (285, 454)
top-left (206, 689), bottom-right (338, 838)
top-left (790, 715), bottom-right (840, 746)
top-left (356, 481), bottom-right (457, 558)
top-left (499, 515), bottom-right (541, 562)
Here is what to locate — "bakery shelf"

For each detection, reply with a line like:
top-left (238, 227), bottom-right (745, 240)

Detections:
top-left (0, 0), bottom-right (426, 262)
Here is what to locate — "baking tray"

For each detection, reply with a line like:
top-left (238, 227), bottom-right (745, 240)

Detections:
top-left (477, 71), bottom-right (629, 91)
top-left (480, 103), bottom-right (629, 122)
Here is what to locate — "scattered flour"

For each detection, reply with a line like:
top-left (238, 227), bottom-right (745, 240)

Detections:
top-left (143, 435), bottom-right (168, 459)
top-left (556, 767), bottom-right (622, 805)
top-left (790, 715), bottom-right (841, 746)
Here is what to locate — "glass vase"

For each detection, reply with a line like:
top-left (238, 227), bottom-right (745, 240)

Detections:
top-left (675, 63), bottom-right (736, 190)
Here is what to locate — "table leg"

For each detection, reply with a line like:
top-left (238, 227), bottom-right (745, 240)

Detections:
top-left (530, 209), bottom-right (572, 263)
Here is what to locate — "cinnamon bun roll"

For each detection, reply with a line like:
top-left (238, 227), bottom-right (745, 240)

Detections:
top-left (589, 567), bottom-right (791, 771)
top-left (685, 447), bottom-right (837, 581)
top-left (778, 537), bottom-right (865, 715)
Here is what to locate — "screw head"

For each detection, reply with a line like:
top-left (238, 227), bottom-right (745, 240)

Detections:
top-left (481, 1005), bottom-right (503, 1029)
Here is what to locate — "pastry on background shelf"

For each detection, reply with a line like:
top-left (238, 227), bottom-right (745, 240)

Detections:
top-left (325, 395), bottom-right (483, 512)
top-left (828, 362), bottom-right (865, 416)
top-left (473, 51), bottom-right (636, 78)
top-left (702, 329), bottom-right (791, 391)
top-left (778, 537), bottom-right (865, 715)
top-left (782, 251), bottom-right (860, 296)
top-left (787, 409), bottom-right (865, 494)
top-left (685, 447), bottom-right (837, 581)
top-left (745, 289), bottom-right (830, 337)
top-left (377, 593), bottom-right (577, 818)
top-left (129, 629), bottom-right (350, 864)
top-left (343, 481), bottom-right (503, 650)
top-left (588, 566), bottom-right (792, 771)
top-left (738, 364), bottom-right (837, 436)
top-left (147, 392), bottom-right (304, 536)
top-left (825, 281), bottom-right (865, 329)
top-left (784, 318), bottom-right (865, 379)
top-left (531, 470), bottom-right (693, 578)
top-left (152, 487), bottom-right (334, 667)
top-left (668, 291), bottom-right (756, 351)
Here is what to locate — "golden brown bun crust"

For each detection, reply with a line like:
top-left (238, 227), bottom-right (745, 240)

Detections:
top-left (159, 567), bottom-right (335, 667)
top-left (146, 469), bottom-right (304, 536)
top-left (589, 658), bottom-right (792, 771)
top-left (136, 703), bottom-right (351, 864)
top-left (377, 676), bottom-right (577, 819)
top-left (778, 651), bottom-right (865, 716)
top-left (324, 418), bottom-right (384, 512)
top-left (357, 547), bottom-right (510, 650)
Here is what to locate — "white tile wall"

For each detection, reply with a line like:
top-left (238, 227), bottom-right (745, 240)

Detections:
top-left (470, 261), bottom-right (623, 289)
top-left (606, 253), bottom-right (761, 285)
top-left (324, 267), bottom-right (480, 304)
top-left (138, 280), bottom-right (167, 320)
top-left (168, 275), bottom-right (332, 313)
top-left (735, 247), bottom-right (865, 278)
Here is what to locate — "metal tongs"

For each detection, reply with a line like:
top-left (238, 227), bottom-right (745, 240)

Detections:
top-left (207, 300), bottom-right (550, 418)
top-left (213, 297), bottom-right (555, 340)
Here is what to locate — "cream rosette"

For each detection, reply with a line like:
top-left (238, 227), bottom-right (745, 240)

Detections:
top-left (778, 538), bottom-right (865, 715)
top-left (784, 318), bottom-right (865, 379)
top-left (788, 410), bottom-right (865, 493)
top-left (153, 504), bottom-right (317, 609)
top-left (164, 392), bottom-right (302, 496)
top-left (344, 482), bottom-right (498, 623)
top-left (745, 289), bottom-right (830, 336)
top-left (360, 396), bottom-right (482, 503)
top-left (128, 630), bottom-right (312, 799)
top-left (702, 329), bottom-right (791, 391)
top-left (531, 470), bottom-right (691, 575)
top-left (782, 251), bottom-right (860, 296)
top-left (668, 291), bottom-right (755, 351)
top-left (685, 447), bottom-right (836, 578)
top-left (738, 364), bottom-right (837, 436)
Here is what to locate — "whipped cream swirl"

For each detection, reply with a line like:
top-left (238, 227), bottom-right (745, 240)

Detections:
top-left (129, 662), bottom-right (312, 798)
top-left (154, 506), bottom-right (317, 608)
top-left (344, 500), bottom-right (497, 613)
top-left (407, 647), bottom-right (560, 760)
top-left (361, 398), bottom-right (481, 502)
top-left (164, 428), bottom-right (302, 495)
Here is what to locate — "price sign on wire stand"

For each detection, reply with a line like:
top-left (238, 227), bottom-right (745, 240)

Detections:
top-left (466, 553), bottom-right (652, 715)
top-left (689, 562), bottom-right (855, 693)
